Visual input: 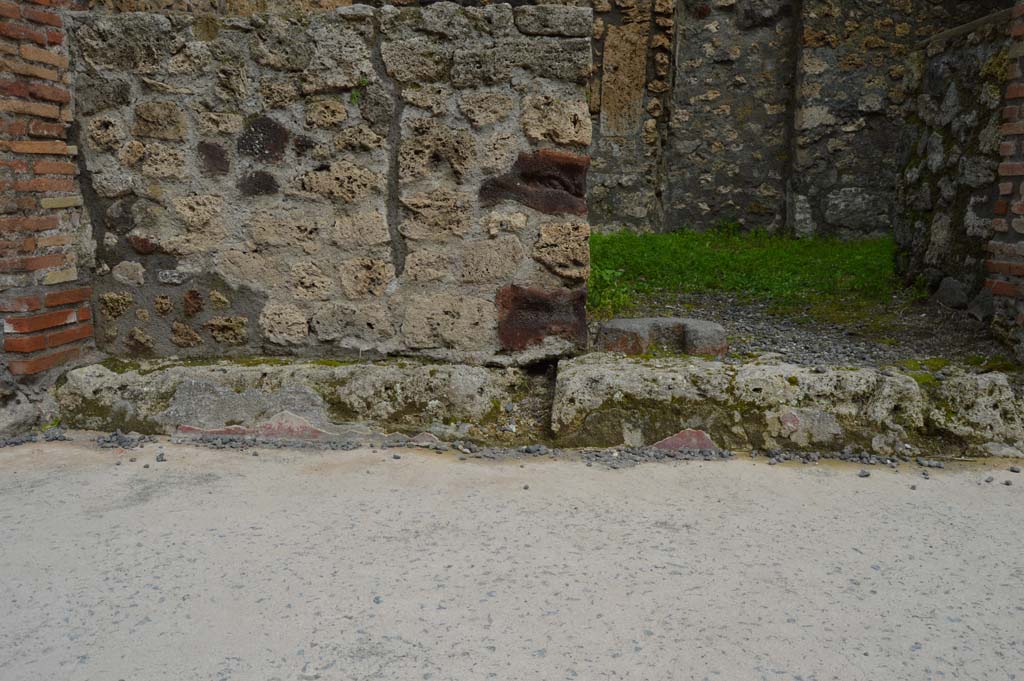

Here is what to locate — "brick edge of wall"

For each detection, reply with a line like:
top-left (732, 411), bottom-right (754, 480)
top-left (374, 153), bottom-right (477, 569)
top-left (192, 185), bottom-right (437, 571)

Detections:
top-left (1, 0), bottom-right (94, 385)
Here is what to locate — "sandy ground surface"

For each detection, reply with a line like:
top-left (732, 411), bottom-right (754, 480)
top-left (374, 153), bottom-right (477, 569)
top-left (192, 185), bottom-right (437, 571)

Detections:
top-left (0, 437), bottom-right (1022, 681)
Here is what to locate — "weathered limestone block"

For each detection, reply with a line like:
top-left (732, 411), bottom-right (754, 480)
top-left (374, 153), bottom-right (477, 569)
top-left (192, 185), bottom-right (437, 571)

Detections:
top-left (522, 94), bottom-right (592, 147)
top-left (399, 190), bottom-right (472, 240)
top-left (111, 261), bottom-right (145, 286)
top-left (293, 161), bottom-right (384, 203)
top-left (259, 303), bottom-right (309, 346)
top-left (312, 302), bottom-right (394, 343)
top-left (533, 221), bottom-right (590, 281)
top-left (600, 22), bottom-right (648, 137)
top-left (250, 205), bottom-right (333, 251)
top-left (513, 5), bottom-right (592, 38)
top-left (329, 208), bottom-right (392, 248)
top-left (339, 258), bottom-right (395, 298)
top-left (75, 14), bottom-right (180, 73)
top-left (305, 98), bottom-right (349, 128)
top-left (398, 117), bottom-right (476, 181)
top-left (381, 38), bottom-right (452, 83)
top-left (300, 20), bottom-right (375, 93)
top-left (403, 249), bottom-right (452, 282)
top-left (551, 355), bottom-right (931, 450)
top-left (451, 44), bottom-right (514, 88)
top-left (252, 16), bottom-right (314, 72)
top-left (87, 116), bottom-right (127, 152)
top-left (205, 317), bottom-right (249, 345)
top-left (56, 359), bottom-right (540, 443)
top-left (133, 101), bottom-right (187, 140)
top-left (517, 37), bottom-right (591, 83)
top-left (460, 236), bottom-right (525, 283)
top-left (76, 72), bottom-right (132, 115)
top-left (140, 143), bottom-right (186, 179)
top-left (459, 90), bottom-right (516, 128)
top-left (402, 294), bottom-right (497, 350)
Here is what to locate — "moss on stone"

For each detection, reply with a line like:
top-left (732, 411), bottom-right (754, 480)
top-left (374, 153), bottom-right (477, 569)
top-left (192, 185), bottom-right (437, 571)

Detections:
top-left (61, 396), bottom-right (167, 435)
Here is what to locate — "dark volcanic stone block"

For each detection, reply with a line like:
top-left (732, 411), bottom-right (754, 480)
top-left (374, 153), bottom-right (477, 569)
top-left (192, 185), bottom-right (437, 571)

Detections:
top-left (238, 171), bottom-right (279, 196)
top-left (198, 141), bottom-right (230, 175)
top-left (496, 284), bottom-right (587, 352)
top-left (237, 115), bottom-right (290, 163)
top-left (481, 149), bottom-right (589, 216)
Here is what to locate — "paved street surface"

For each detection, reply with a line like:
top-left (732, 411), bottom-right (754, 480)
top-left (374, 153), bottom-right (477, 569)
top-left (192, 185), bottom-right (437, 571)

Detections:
top-left (1, 438), bottom-right (1021, 681)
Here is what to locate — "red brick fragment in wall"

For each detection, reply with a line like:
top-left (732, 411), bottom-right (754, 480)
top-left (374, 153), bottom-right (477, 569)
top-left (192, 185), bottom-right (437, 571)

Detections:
top-left (480, 149), bottom-right (590, 216)
top-left (496, 285), bottom-right (587, 352)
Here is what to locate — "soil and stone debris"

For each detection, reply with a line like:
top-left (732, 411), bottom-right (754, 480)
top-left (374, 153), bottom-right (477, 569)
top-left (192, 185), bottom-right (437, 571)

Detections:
top-left (640, 292), bottom-right (1010, 368)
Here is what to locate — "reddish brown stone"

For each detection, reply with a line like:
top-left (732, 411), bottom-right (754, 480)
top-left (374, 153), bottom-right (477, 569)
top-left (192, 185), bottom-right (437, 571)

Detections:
top-left (127, 234), bottom-right (158, 255)
top-left (183, 289), bottom-right (203, 317)
top-left (480, 149), bottom-right (589, 216)
top-left (652, 429), bottom-right (718, 451)
top-left (496, 284), bottom-right (587, 352)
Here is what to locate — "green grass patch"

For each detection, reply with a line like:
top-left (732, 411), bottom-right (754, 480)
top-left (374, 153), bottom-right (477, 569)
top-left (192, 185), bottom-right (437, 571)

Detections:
top-left (588, 227), bottom-right (898, 319)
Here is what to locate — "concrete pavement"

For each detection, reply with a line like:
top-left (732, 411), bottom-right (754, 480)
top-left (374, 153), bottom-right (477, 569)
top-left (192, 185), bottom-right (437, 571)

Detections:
top-left (1, 438), bottom-right (1021, 681)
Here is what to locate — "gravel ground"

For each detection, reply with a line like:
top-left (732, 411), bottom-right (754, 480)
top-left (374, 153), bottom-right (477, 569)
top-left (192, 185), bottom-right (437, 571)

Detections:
top-left (640, 292), bottom-right (1011, 367)
top-left (1, 437), bottom-right (1022, 681)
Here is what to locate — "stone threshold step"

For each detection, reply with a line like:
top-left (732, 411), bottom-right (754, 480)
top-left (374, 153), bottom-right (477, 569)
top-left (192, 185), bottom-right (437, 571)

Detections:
top-left (54, 353), bottom-right (1024, 459)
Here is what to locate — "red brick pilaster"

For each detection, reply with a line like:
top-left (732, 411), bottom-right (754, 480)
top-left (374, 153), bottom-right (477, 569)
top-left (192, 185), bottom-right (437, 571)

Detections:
top-left (988, 2), bottom-right (1024, 342)
top-left (1, 0), bottom-right (92, 381)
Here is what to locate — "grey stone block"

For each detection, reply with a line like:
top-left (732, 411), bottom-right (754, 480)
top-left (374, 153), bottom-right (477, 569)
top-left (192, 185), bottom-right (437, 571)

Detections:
top-left (594, 317), bottom-right (727, 357)
top-left (935, 277), bottom-right (968, 310)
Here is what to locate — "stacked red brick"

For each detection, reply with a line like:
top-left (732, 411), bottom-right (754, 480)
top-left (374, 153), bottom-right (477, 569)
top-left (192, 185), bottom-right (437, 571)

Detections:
top-left (990, 3), bottom-right (1024, 334)
top-left (1, 0), bottom-right (92, 379)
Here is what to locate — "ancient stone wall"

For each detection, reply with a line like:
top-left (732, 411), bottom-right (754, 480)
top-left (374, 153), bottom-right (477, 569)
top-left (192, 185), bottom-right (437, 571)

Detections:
top-left (663, 0), bottom-right (796, 232)
top-left (69, 3), bottom-right (592, 366)
top-left (894, 9), bottom-right (1012, 311)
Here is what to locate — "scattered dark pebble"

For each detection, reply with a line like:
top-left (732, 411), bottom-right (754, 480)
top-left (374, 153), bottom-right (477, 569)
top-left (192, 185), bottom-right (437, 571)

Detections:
top-left (1010, 466), bottom-right (1021, 474)
top-left (858, 470), bottom-right (871, 478)
top-left (392, 454), bottom-right (401, 460)
top-left (97, 430), bottom-right (154, 450)
top-left (143, 464), bottom-right (150, 469)
top-left (43, 427), bottom-right (70, 442)
top-left (910, 485), bottom-right (916, 490)
top-left (373, 596), bottom-right (383, 604)
top-left (0, 434), bottom-right (37, 448)
top-left (523, 484), bottom-right (529, 490)
top-left (1004, 480), bottom-right (1013, 486)
top-left (156, 452), bottom-right (166, 463)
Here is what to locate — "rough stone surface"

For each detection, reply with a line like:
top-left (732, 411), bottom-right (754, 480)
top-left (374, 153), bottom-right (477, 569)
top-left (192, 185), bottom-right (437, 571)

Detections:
top-left (594, 318), bottom-right (728, 357)
top-left (0, 391), bottom-right (39, 438)
top-left (551, 353), bottom-right (1024, 453)
top-left (935, 277), bottom-right (969, 310)
top-left (69, 5), bottom-right (592, 366)
top-left (895, 15), bottom-right (1011, 322)
top-left (55, 359), bottom-right (548, 444)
